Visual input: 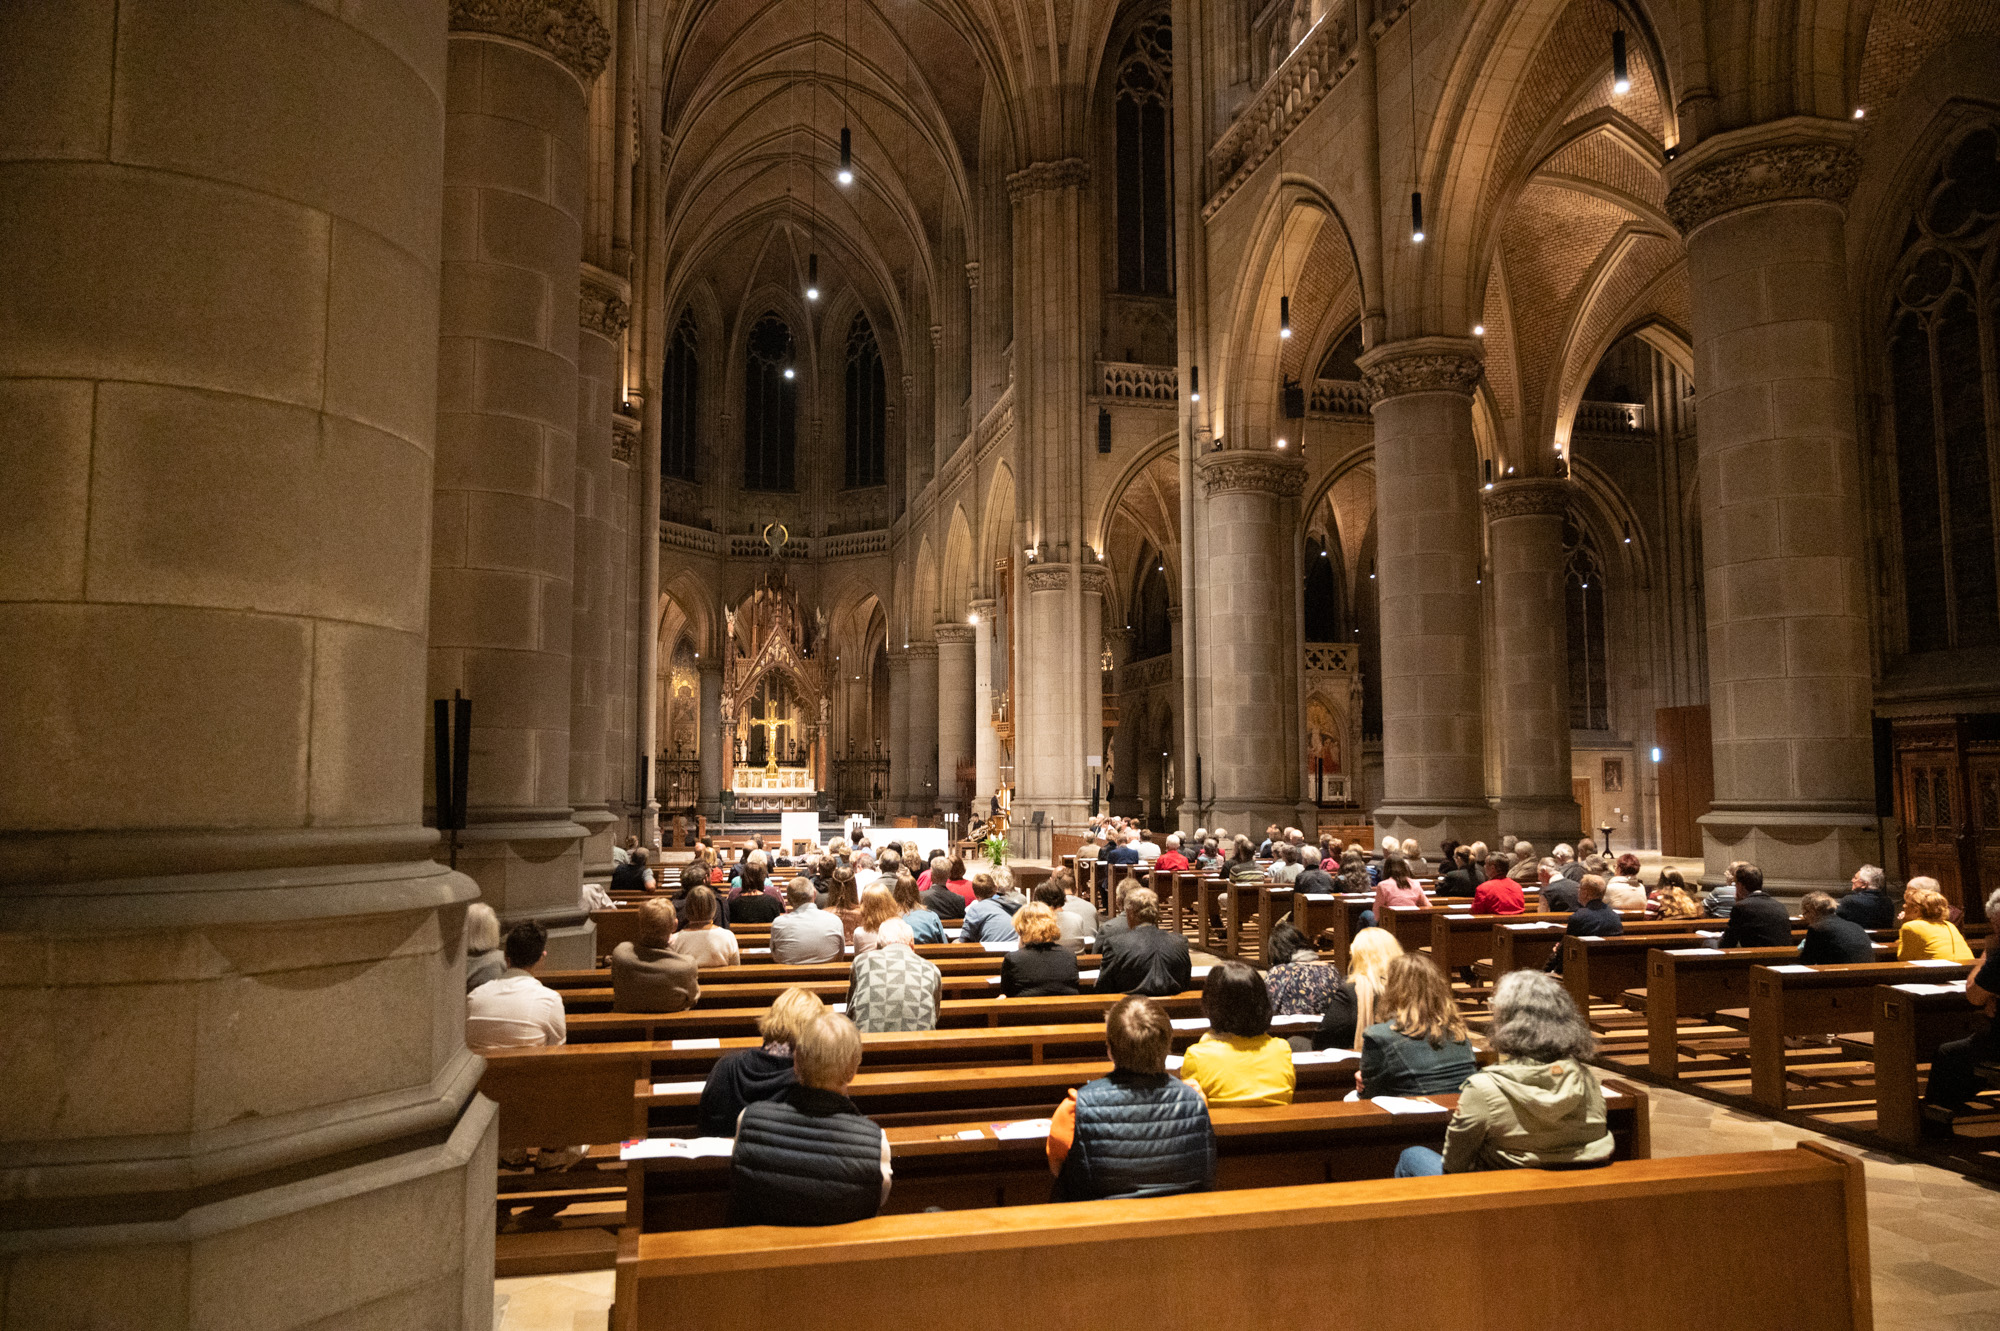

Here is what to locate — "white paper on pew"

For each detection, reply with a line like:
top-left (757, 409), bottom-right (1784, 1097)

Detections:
top-left (1666, 948), bottom-right (1725, 956)
top-left (1270, 1014), bottom-right (1321, 1030)
top-left (1078, 969), bottom-right (1100, 982)
top-left (1892, 982), bottom-right (1966, 995)
top-left (1303, 894), bottom-right (1338, 903)
top-left (620, 1136), bottom-right (734, 1161)
top-left (1766, 964), bottom-right (1815, 973)
top-left (1695, 931), bottom-right (1723, 939)
top-left (1912, 959), bottom-right (1965, 968)
top-left (649, 1080), bottom-right (708, 1097)
top-left (982, 941), bottom-right (1020, 952)
top-left (669, 1038), bottom-right (722, 1050)
top-left (1371, 1096), bottom-right (1445, 1115)
top-left (992, 1118), bottom-right (1052, 1141)
top-left (1164, 1054), bottom-right (1185, 1072)
top-left (830, 1003), bottom-right (847, 1014)
top-left (1191, 965), bottom-right (1213, 978)
top-left (1505, 923), bottom-right (1558, 931)
top-left (1170, 1017), bottom-right (1209, 1030)
top-left (1291, 1048), bottom-right (1359, 1065)
top-left (954, 1128), bottom-right (985, 1140)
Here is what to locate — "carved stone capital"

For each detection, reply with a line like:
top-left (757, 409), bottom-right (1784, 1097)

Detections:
top-left (929, 324), bottom-right (943, 349)
top-left (579, 270), bottom-right (630, 339)
top-left (1006, 158), bottom-right (1090, 202)
top-left (970, 596), bottom-right (996, 614)
top-left (448, 0), bottom-right (610, 83)
top-left (1357, 337), bottom-right (1484, 403)
top-left (903, 641), bottom-right (939, 660)
top-left (964, 261), bottom-right (981, 290)
top-left (1167, 602), bottom-right (1183, 623)
top-left (1481, 477), bottom-right (1570, 521)
top-left (1079, 564), bottom-right (1109, 597)
top-left (1196, 449), bottom-right (1307, 498)
top-left (1024, 564), bottom-right (1072, 593)
top-left (1665, 117), bottom-right (1861, 236)
top-left (933, 623), bottom-right (977, 644)
top-left (610, 409), bottom-right (638, 464)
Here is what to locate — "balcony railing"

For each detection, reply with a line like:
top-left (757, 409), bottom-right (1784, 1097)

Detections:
top-left (1309, 378), bottom-right (1371, 419)
top-left (1206, 2), bottom-right (1361, 217)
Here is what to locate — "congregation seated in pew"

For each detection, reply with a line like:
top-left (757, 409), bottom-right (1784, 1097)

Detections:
top-left (699, 987), bottom-right (825, 1136)
top-left (670, 886), bottom-right (740, 967)
top-left (1179, 961), bottom-right (1295, 1107)
top-left (727, 1011), bottom-right (891, 1226)
top-left (1314, 926), bottom-right (1401, 1051)
top-left (610, 846), bottom-right (654, 895)
top-left (1263, 921), bottom-right (1339, 1017)
top-left (1047, 995), bottom-right (1216, 1201)
top-left (919, 863), bottom-right (967, 921)
top-left (1604, 854), bottom-right (1649, 911)
top-left (1396, 970), bottom-right (1612, 1177)
top-left (1797, 890), bottom-right (1875, 965)
top-left (725, 860), bottom-right (784, 926)
top-left (1719, 864), bottom-right (1792, 948)
top-left (1471, 854), bottom-right (1525, 915)
top-left (468, 920), bottom-right (565, 1050)
top-left (958, 872), bottom-right (1019, 944)
top-left (1648, 877), bottom-right (1703, 920)
top-left (1094, 887), bottom-right (1192, 996)
top-left (850, 884), bottom-right (899, 956)
top-left (770, 878), bottom-right (845, 964)
top-left (1031, 875), bottom-right (1091, 955)
top-left (466, 901), bottom-right (505, 992)
top-left (1925, 886), bottom-right (2000, 1127)
top-left (1546, 875), bottom-right (1623, 974)
top-left (611, 898), bottom-right (700, 1014)
top-left (1000, 904), bottom-right (1081, 997)
top-left (892, 872), bottom-right (947, 942)
top-left (847, 919), bottom-right (942, 1032)
top-left (1898, 880), bottom-right (1974, 962)
top-left (1837, 864), bottom-right (1898, 930)
top-left (1360, 955), bottom-right (1478, 1099)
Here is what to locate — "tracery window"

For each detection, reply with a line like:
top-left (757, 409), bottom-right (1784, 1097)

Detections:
top-left (743, 313), bottom-right (796, 492)
top-left (663, 308), bottom-right (699, 481)
top-left (1132, 554), bottom-right (1173, 659)
top-left (1115, 14), bottom-right (1173, 296)
top-left (1565, 517), bottom-right (1609, 731)
top-left (844, 313), bottom-right (886, 488)
top-left (1887, 124), bottom-right (2000, 653)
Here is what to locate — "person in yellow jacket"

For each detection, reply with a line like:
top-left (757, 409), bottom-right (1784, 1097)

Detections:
top-left (1897, 880), bottom-right (1975, 962)
top-left (1178, 960), bottom-right (1296, 1106)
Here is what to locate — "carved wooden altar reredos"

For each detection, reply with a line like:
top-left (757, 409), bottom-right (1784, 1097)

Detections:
top-left (721, 554), bottom-right (831, 805)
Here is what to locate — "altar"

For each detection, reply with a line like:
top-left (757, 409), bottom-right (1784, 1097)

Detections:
top-left (730, 762), bottom-right (818, 813)
top-left (720, 540), bottom-right (831, 812)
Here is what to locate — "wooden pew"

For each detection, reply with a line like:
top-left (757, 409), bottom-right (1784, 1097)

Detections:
top-left (1645, 945), bottom-right (1813, 1082)
top-left (1871, 979), bottom-right (1989, 1146)
top-left (611, 1145), bottom-right (1873, 1331)
top-left (1431, 911), bottom-right (1575, 974)
top-left (1747, 959), bottom-right (1973, 1112)
top-left (1292, 891), bottom-right (1345, 955)
top-left (559, 987), bottom-right (1212, 1043)
top-left (623, 1083), bottom-right (1652, 1231)
top-left (541, 951), bottom-right (1095, 993)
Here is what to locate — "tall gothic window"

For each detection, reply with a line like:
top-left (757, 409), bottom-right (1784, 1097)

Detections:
top-left (1304, 535), bottom-right (1344, 640)
top-left (662, 308), bottom-right (699, 481)
top-left (743, 312), bottom-right (796, 492)
top-left (1565, 517), bottom-right (1609, 730)
top-left (1888, 124), bottom-right (2000, 653)
top-left (1132, 553), bottom-right (1173, 659)
top-left (844, 313), bottom-right (886, 488)
top-left (1115, 15), bottom-right (1173, 296)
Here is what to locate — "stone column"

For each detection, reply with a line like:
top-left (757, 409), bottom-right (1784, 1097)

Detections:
top-left (430, 14), bottom-right (603, 966)
top-left (1666, 118), bottom-right (1876, 894)
top-left (1194, 450), bottom-right (1307, 830)
top-left (907, 642), bottom-right (941, 817)
top-left (0, 0), bottom-right (497, 1322)
top-left (1485, 478), bottom-right (1582, 848)
top-left (1360, 338), bottom-right (1497, 845)
top-left (888, 653), bottom-right (913, 811)
top-left (605, 410), bottom-right (638, 833)
top-left (1106, 628), bottom-right (1140, 816)
top-left (570, 268), bottom-right (627, 872)
top-left (1020, 562), bottom-right (1087, 825)
top-left (972, 598), bottom-right (1000, 803)
top-left (697, 664), bottom-right (723, 820)
top-left (935, 624), bottom-right (977, 819)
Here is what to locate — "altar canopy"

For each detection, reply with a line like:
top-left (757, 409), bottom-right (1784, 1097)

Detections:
top-left (723, 547), bottom-right (830, 811)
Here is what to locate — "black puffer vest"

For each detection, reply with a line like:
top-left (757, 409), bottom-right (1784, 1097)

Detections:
top-left (728, 1086), bottom-right (885, 1225)
top-left (1056, 1071), bottom-right (1214, 1201)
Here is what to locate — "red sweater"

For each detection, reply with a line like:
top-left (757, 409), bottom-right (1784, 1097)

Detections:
top-left (1471, 877), bottom-right (1526, 915)
top-left (1154, 852), bottom-right (1190, 872)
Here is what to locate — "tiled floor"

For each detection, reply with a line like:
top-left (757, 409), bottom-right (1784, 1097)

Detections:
top-left (491, 1078), bottom-right (2000, 1331)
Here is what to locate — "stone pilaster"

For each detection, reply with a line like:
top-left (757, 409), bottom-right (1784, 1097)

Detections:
top-left (570, 265), bottom-right (628, 872)
top-left (0, 0), bottom-right (496, 1321)
top-left (905, 643), bottom-right (941, 816)
top-left (1106, 627), bottom-right (1140, 816)
top-left (935, 624), bottom-right (977, 817)
top-left (1484, 478), bottom-right (1582, 848)
top-left (1360, 337), bottom-right (1497, 845)
top-left (1666, 117), bottom-right (1875, 895)
top-left (1194, 449), bottom-right (1308, 830)
top-left (971, 598), bottom-right (1000, 805)
top-left (697, 664), bottom-right (723, 820)
top-left (888, 652), bottom-right (913, 811)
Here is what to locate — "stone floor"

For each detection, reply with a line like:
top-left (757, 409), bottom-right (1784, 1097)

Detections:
top-left (491, 1078), bottom-right (2000, 1329)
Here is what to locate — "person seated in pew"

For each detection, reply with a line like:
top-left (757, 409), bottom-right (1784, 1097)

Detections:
top-left (1434, 846), bottom-right (1479, 898)
top-left (1471, 855), bottom-right (1525, 915)
top-left (728, 1012), bottom-right (891, 1225)
top-left (1293, 845), bottom-right (1338, 895)
top-left (1545, 875), bottom-right (1624, 975)
top-left (918, 866), bottom-right (967, 923)
top-left (1366, 855), bottom-right (1430, 929)
top-left (1154, 833), bottom-right (1191, 874)
top-left (1264, 921), bottom-right (1342, 1017)
top-left (1923, 886), bottom-right (2000, 1126)
top-left (991, 865), bottom-right (1028, 916)
top-left (851, 884), bottom-right (902, 956)
top-left (1648, 877), bottom-right (1703, 921)
top-left (1719, 863), bottom-right (1793, 949)
top-left (699, 987), bottom-right (824, 1136)
top-left (1703, 860), bottom-right (1748, 920)
top-left (610, 846), bottom-right (653, 895)
top-left (680, 861), bottom-right (713, 894)
top-left (467, 921), bottom-right (566, 1049)
top-left (611, 898), bottom-right (701, 1012)
top-left (1179, 961), bottom-right (1296, 1106)
top-left (1394, 970), bottom-right (1612, 1177)
top-left (1836, 864), bottom-right (1898, 931)
top-left (825, 866), bottom-right (863, 941)
top-left (1313, 927), bottom-right (1402, 1051)
top-left (1792, 890), bottom-right (1874, 964)
top-left (613, 836), bottom-right (634, 867)
top-left (465, 902), bottom-right (505, 992)
top-left (1194, 837), bottom-right (1225, 873)
top-left (1094, 887), bottom-right (1193, 997)
top-left (1033, 879), bottom-right (1089, 955)
top-left (959, 872), bottom-right (1021, 945)
top-left (892, 872), bottom-right (946, 943)
top-left (669, 885), bottom-right (741, 967)
top-left (1225, 835), bottom-right (1267, 883)
top-left (770, 878), bottom-right (846, 965)
top-left (1109, 830), bottom-right (1143, 866)
top-left (1360, 955), bottom-right (1478, 1098)
top-left (1268, 843), bottom-right (1304, 884)
top-left (1051, 865), bottom-right (1101, 940)
top-left (1001, 904), bottom-right (1082, 997)
top-left (1898, 880), bottom-right (1975, 962)
top-left (725, 861), bottom-right (785, 927)
top-left (1603, 854), bottom-right (1649, 911)
top-left (846, 919), bottom-right (942, 1032)
top-left (1048, 995), bottom-right (1216, 1201)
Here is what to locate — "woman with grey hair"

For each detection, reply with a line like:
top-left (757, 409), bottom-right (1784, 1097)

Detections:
top-left (465, 902), bottom-right (504, 992)
top-left (1393, 970), bottom-right (1613, 1177)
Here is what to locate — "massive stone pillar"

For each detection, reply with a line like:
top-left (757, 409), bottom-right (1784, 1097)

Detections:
top-left (888, 653), bottom-right (913, 812)
top-left (972, 598), bottom-right (1000, 805)
top-left (907, 642), bottom-right (941, 816)
top-left (0, 0), bottom-right (495, 1323)
top-left (1666, 118), bottom-right (1876, 895)
top-left (1485, 478), bottom-right (1582, 848)
top-left (1194, 450), bottom-right (1307, 831)
top-left (1107, 628), bottom-right (1141, 817)
top-left (570, 268), bottom-right (628, 873)
top-left (430, 15), bottom-right (602, 966)
top-left (697, 664), bottom-right (723, 820)
top-left (935, 624), bottom-right (977, 819)
top-left (1360, 338), bottom-right (1497, 845)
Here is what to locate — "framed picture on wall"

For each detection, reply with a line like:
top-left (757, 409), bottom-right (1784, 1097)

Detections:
top-left (1602, 758), bottom-right (1625, 792)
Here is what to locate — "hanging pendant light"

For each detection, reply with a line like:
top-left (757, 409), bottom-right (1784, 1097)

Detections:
top-left (1280, 295), bottom-right (1292, 339)
top-left (838, 127), bottom-right (853, 185)
top-left (1189, 364), bottom-right (1200, 402)
top-left (806, 252), bottom-right (820, 301)
top-left (1411, 191), bottom-right (1425, 243)
top-left (1612, 29), bottom-right (1630, 95)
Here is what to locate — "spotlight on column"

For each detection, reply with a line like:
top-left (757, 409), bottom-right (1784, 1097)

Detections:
top-left (1612, 29), bottom-right (1629, 95)
top-left (1472, 323), bottom-right (1485, 336)
top-left (838, 127), bottom-right (854, 185)
top-left (1275, 437), bottom-right (1288, 449)
top-left (968, 612), bottom-right (979, 624)
top-left (1411, 191), bottom-right (1425, 243)
top-left (1483, 459), bottom-right (1494, 490)
top-left (783, 365), bottom-right (796, 380)
top-left (1189, 364), bottom-right (1200, 402)
top-left (806, 253), bottom-right (820, 301)
top-left (1279, 296), bottom-right (1292, 339)
top-left (1853, 107), bottom-right (1866, 119)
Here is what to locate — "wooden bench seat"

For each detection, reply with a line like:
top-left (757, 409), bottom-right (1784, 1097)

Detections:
top-left (555, 988), bottom-right (1212, 1043)
top-left (1748, 959), bottom-right (1974, 1112)
top-left (1872, 980), bottom-right (1991, 1146)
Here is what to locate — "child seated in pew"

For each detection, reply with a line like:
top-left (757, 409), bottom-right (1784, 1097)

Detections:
top-left (699, 987), bottom-right (825, 1136)
top-left (1899, 881), bottom-right (1975, 963)
top-left (1394, 971), bottom-right (1612, 1177)
top-left (1047, 995), bottom-right (1216, 1201)
top-left (728, 1012), bottom-right (891, 1225)
top-left (611, 898), bottom-right (701, 1013)
top-left (1179, 961), bottom-right (1296, 1106)
top-left (1360, 955), bottom-right (1477, 1099)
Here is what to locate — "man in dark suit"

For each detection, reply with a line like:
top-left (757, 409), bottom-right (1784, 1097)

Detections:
top-left (1094, 888), bottom-right (1192, 997)
top-left (610, 847), bottom-right (653, 894)
top-left (1719, 864), bottom-right (1794, 948)
top-left (1435, 847), bottom-right (1480, 898)
top-left (1546, 875), bottom-right (1623, 973)
top-left (1834, 865), bottom-right (1897, 931)
top-left (1798, 891), bottom-right (1875, 964)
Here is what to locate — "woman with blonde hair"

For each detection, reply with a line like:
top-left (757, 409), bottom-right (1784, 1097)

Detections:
top-left (1312, 927), bottom-right (1403, 1050)
top-left (999, 903), bottom-right (1082, 996)
top-left (1359, 954), bottom-right (1478, 1098)
top-left (1649, 882), bottom-right (1703, 921)
top-left (1897, 879), bottom-right (1974, 962)
top-left (696, 986), bottom-right (825, 1137)
top-left (849, 884), bottom-right (903, 956)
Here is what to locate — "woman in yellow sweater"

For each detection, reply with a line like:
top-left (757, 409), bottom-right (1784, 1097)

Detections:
top-left (1897, 880), bottom-right (1974, 962)
top-left (1178, 960), bottom-right (1296, 1106)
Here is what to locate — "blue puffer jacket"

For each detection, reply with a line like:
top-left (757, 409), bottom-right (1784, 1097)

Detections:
top-left (1057, 1071), bottom-right (1214, 1201)
top-left (728, 1086), bottom-right (885, 1226)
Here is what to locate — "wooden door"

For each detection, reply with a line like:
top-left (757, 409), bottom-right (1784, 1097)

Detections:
top-left (1655, 706), bottom-right (1714, 859)
top-left (1572, 779), bottom-right (1594, 843)
top-left (1894, 719), bottom-right (1970, 910)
